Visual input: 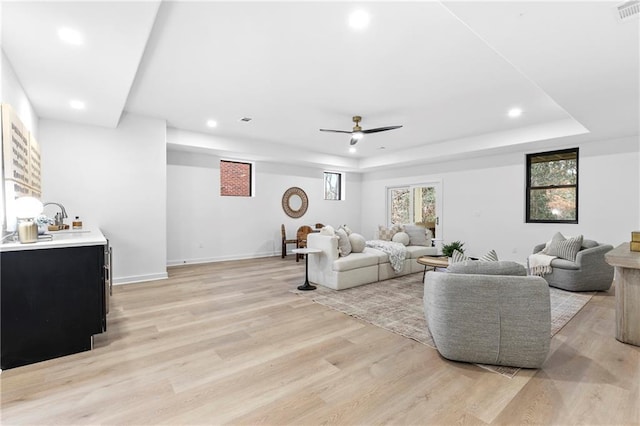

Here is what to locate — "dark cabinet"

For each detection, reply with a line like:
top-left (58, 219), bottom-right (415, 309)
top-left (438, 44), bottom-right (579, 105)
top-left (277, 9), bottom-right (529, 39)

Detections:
top-left (1, 244), bottom-right (106, 370)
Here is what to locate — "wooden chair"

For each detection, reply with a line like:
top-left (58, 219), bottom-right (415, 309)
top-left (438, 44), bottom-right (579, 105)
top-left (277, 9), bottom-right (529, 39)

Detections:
top-left (296, 225), bottom-right (314, 262)
top-left (281, 224), bottom-right (297, 259)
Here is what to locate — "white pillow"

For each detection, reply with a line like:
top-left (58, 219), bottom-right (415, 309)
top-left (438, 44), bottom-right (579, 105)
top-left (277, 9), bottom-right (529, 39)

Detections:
top-left (320, 225), bottom-right (335, 236)
top-left (349, 233), bottom-right (366, 253)
top-left (335, 228), bottom-right (352, 256)
top-left (392, 231), bottom-right (410, 246)
top-left (339, 224), bottom-right (353, 235)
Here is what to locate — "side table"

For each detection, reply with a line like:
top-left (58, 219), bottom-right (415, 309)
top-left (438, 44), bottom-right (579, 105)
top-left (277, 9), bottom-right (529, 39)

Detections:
top-left (292, 248), bottom-right (322, 291)
top-left (605, 243), bottom-right (640, 346)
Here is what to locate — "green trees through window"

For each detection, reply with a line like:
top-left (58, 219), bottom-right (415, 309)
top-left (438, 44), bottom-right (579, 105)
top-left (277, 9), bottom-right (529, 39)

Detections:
top-left (526, 148), bottom-right (578, 223)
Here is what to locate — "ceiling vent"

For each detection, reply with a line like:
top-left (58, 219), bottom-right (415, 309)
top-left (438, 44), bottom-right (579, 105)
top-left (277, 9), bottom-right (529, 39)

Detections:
top-left (616, 1), bottom-right (640, 21)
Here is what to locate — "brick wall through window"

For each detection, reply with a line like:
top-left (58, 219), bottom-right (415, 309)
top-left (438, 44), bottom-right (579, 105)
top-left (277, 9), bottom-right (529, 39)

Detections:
top-left (220, 160), bottom-right (252, 196)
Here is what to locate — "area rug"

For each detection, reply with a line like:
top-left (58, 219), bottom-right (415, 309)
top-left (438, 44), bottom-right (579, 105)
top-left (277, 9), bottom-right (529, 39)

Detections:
top-left (291, 273), bottom-right (594, 378)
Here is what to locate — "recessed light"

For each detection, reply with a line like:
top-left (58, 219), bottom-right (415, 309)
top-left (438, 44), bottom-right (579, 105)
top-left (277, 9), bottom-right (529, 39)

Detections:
top-left (69, 100), bottom-right (85, 110)
top-left (58, 27), bottom-right (83, 45)
top-left (348, 10), bottom-right (370, 30)
top-left (349, 147), bottom-right (357, 154)
top-left (206, 120), bottom-right (217, 128)
top-left (508, 108), bottom-right (522, 118)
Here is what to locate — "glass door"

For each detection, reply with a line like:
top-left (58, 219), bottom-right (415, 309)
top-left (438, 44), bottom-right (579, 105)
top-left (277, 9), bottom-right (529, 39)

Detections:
top-left (387, 181), bottom-right (442, 238)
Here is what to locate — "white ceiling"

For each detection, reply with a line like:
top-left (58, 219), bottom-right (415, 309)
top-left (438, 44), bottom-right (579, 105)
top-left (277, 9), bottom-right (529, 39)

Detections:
top-left (2, 1), bottom-right (638, 172)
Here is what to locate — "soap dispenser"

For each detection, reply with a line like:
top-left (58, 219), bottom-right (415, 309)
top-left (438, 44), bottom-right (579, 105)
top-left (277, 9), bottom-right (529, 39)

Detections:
top-left (72, 216), bottom-right (83, 230)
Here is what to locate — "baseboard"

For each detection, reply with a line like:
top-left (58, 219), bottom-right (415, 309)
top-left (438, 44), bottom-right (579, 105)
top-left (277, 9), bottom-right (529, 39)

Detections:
top-left (113, 272), bottom-right (169, 286)
top-left (167, 251), bottom-right (279, 267)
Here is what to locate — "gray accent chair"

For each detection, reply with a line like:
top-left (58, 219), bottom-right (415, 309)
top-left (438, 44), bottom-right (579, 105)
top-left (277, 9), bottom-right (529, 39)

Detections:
top-left (531, 239), bottom-right (614, 292)
top-left (423, 261), bottom-right (551, 369)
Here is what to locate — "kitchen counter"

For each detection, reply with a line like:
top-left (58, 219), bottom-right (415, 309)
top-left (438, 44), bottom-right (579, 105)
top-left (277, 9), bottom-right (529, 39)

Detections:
top-left (0, 228), bottom-right (107, 252)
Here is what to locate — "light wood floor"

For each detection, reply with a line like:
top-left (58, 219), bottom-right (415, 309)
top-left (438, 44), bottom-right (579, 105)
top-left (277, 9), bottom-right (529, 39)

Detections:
top-left (1, 257), bottom-right (638, 425)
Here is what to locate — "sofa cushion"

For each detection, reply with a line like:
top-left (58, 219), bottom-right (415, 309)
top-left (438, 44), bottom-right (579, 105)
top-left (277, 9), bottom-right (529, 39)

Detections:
top-left (332, 250), bottom-right (380, 271)
top-left (335, 228), bottom-right (352, 256)
top-left (320, 225), bottom-right (335, 236)
top-left (480, 249), bottom-right (499, 262)
top-left (451, 249), bottom-right (468, 263)
top-left (404, 224), bottom-right (429, 246)
top-left (544, 232), bottom-right (583, 261)
top-left (405, 245), bottom-right (435, 258)
top-left (349, 233), bottom-right (366, 253)
top-left (392, 231), bottom-right (410, 246)
top-left (550, 258), bottom-right (580, 270)
top-left (378, 224), bottom-right (403, 241)
top-left (447, 260), bottom-right (527, 276)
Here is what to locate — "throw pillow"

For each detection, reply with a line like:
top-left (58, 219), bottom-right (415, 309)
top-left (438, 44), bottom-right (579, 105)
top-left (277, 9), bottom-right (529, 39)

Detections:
top-left (335, 228), bottom-right (352, 257)
top-left (391, 231), bottom-right (410, 246)
top-left (544, 233), bottom-right (583, 261)
top-left (378, 224), bottom-right (404, 241)
top-left (450, 249), bottom-right (468, 263)
top-left (403, 224), bottom-right (429, 246)
top-left (480, 249), bottom-right (499, 262)
top-left (320, 225), bottom-right (335, 236)
top-left (339, 225), bottom-right (353, 235)
top-left (349, 233), bottom-right (366, 253)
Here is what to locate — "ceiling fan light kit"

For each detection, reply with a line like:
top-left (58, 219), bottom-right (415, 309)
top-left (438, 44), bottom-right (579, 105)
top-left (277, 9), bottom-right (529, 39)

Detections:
top-left (320, 115), bottom-right (402, 146)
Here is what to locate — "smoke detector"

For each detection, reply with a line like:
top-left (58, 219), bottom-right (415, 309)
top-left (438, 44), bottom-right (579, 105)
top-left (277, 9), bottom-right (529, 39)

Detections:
top-left (616, 1), bottom-right (640, 22)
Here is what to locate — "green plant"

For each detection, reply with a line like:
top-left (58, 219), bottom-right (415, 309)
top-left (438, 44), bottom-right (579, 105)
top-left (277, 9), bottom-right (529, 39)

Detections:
top-left (442, 240), bottom-right (465, 257)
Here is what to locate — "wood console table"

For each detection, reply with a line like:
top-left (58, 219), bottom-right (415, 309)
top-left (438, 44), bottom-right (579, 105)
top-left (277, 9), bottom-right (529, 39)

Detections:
top-left (605, 243), bottom-right (640, 347)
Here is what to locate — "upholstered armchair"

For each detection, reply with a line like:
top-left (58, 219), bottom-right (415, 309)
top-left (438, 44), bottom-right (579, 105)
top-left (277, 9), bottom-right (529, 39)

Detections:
top-left (423, 262), bottom-right (551, 369)
top-left (531, 239), bottom-right (614, 292)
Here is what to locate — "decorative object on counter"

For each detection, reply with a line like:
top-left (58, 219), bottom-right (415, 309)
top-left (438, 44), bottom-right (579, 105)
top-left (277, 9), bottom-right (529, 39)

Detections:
top-left (14, 196), bottom-right (43, 244)
top-left (73, 216), bottom-right (83, 229)
top-left (35, 215), bottom-right (52, 234)
top-left (631, 231), bottom-right (640, 252)
top-left (441, 240), bottom-right (465, 258)
top-left (282, 187), bottom-right (308, 218)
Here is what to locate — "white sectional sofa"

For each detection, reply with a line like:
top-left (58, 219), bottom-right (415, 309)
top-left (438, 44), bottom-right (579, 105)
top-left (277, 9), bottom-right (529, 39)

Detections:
top-left (307, 233), bottom-right (437, 290)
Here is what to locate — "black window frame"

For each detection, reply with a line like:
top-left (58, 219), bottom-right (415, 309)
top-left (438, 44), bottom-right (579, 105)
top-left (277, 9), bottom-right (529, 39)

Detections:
top-left (323, 171), bottom-right (342, 201)
top-left (526, 147), bottom-right (579, 224)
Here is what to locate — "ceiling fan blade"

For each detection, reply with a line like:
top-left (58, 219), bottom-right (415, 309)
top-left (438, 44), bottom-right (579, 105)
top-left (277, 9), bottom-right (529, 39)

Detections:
top-left (349, 137), bottom-right (358, 146)
top-left (361, 125), bottom-right (403, 134)
top-left (319, 129), bottom-right (353, 134)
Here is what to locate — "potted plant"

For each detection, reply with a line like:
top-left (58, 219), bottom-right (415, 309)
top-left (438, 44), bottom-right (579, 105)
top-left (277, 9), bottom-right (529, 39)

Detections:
top-left (442, 240), bottom-right (465, 258)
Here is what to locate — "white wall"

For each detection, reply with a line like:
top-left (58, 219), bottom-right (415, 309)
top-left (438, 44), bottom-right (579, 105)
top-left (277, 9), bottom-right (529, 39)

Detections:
top-left (167, 148), bottom-right (362, 265)
top-left (1, 50), bottom-right (38, 138)
top-left (361, 136), bottom-right (639, 261)
top-left (39, 113), bottom-right (168, 284)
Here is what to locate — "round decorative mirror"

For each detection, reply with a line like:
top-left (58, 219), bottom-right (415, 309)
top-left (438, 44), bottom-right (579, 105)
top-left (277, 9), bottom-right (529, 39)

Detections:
top-left (282, 187), bottom-right (308, 218)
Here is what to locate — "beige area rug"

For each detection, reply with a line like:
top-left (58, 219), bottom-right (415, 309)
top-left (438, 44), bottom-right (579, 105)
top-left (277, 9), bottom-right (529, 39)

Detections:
top-left (291, 273), bottom-right (594, 378)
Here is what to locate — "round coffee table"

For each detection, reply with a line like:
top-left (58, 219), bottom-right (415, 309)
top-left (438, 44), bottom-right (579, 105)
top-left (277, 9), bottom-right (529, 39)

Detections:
top-left (417, 255), bottom-right (449, 281)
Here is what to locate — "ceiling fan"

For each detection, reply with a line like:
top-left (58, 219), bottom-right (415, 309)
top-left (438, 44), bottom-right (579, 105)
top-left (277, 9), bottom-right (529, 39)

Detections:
top-left (320, 115), bottom-right (403, 145)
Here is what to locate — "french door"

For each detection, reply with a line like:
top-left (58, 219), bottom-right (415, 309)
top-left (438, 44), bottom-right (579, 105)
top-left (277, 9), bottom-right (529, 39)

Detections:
top-left (387, 181), bottom-right (442, 238)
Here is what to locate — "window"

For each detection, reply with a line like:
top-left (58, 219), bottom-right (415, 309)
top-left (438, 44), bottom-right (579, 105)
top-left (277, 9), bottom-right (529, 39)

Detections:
top-left (526, 148), bottom-right (578, 223)
top-left (220, 160), bottom-right (252, 197)
top-left (324, 171), bottom-right (342, 200)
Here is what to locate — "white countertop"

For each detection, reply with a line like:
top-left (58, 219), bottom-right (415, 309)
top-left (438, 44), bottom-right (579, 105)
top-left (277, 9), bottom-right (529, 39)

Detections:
top-left (0, 228), bottom-right (107, 252)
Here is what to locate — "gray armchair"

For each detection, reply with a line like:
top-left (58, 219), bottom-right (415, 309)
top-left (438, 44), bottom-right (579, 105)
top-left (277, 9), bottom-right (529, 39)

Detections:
top-left (423, 263), bottom-right (551, 369)
top-left (532, 239), bottom-right (614, 292)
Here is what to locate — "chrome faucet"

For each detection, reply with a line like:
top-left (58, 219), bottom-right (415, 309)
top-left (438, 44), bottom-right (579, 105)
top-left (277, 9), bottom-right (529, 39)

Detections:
top-left (43, 202), bottom-right (68, 226)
